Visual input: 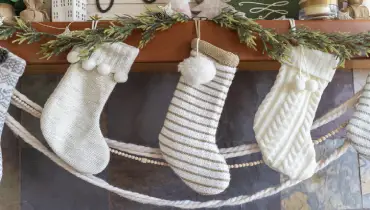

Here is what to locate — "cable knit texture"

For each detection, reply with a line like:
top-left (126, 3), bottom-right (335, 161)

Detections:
top-left (347, 73), bottom-right (370, 157)
top-left (159, 40), bottom-right (239, 195)
top-left (41, 43), bottom-right (139, 174)
top-left (253, 46), bottom-right (339, 180)
top-left (0, 48), bottom-right (25, 182)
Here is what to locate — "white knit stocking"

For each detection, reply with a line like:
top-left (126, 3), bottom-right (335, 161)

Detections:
top-left (41, 43), bottom-right (139, 174)
top-left (253, 46), bottom-right (339, 180)
top-left (347, 73), bottom-right (370, 157)
top-left (159, 39), bottom-right (239, 195)
top-left (0, 48), bottom-right (26, 182)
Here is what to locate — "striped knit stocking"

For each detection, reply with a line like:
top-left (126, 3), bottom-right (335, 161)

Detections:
top-left (41, 43), bottom-right (139, 174)
top-left (159, 39), bottom-right (239, 195)
top-left (347, 73), bottom-right (370, 157)
top-left (253, 46), bottom-right (339, 180)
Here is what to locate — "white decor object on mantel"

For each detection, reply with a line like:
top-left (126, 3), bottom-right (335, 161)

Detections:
top-left (171, 0), bottom-right (192, 17)
top-left (52, 0), bottom-right (87, 21)
top-left (363, 0), bottom-right (370, 15)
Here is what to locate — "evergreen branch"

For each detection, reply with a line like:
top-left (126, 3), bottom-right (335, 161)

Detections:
top-left (213, 8), bottom-right (370, 64)
top-left (114, 8), bottom-right (190, 48)
top-left (290, 27), bottom-right (370, 65)
top-left (213, 8), bottom-right (290, 61)
top-left (0, 7), bottom-right (369, 64)
top-left (12, 18), bottom-right (55, 44)
top-left (0, 25), bottom-right (16, 40)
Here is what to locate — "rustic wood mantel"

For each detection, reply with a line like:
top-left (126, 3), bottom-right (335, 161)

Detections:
top-left (1, 20), bottom-right (370, 73)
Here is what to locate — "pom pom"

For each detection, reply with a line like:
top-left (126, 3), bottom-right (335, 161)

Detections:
top-left (67, 51), bottom-right (80, 63)
top-left (306, 79), bottom-right (319, 92)
top-left (114, 72), bottom-right (128, 83)
top-left (0, 49), bottom-right (8, 64)
top-left (178, 56), bottom-right (216, 86)
top-left (82, 59), bottom-right (97, 71)
top-left (97, 64), bottom-right (111, 75)
top-left (295, 75), bottom-right (306, 91)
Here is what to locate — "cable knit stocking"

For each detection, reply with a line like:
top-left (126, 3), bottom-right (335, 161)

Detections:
top-left (347, 73), bottom-right (370, 157)
top-left (0, 48), bottom-right (26, 181)
top-left (41, 43), bottom-right (139, 174)
top-left (253, 46), bottom-right (339, 180)
top-left (159, 39), bottom-right (239, 195)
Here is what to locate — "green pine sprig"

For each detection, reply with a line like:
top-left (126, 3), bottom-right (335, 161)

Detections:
top-left (1, 8), bottom-right (370, 64)
top-left (213, 9), bottom-right (290, 61)
top-left (291, 27), bottom-right (370, 65)
top-left (113, 8), bottom-right (190, 48)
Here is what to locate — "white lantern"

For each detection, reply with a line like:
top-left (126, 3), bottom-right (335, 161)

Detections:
top-left (52, 0), bottom-right (87, 21)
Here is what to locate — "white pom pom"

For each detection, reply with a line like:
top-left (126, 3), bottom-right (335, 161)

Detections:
top-left (82, 59), bottom-right (97, 71)
top-left (306, 79), bottom-right (319, 92)
top-left (114, 72), bottom-right (128, 83)
top-left (178, 56), bottom-right (216, 86)
top-left (295, 75), bottom-right (306, 91)
top-left (97, 64), bottom-right (111, 75)
top-left (67, 51), bottom-right (80, 63)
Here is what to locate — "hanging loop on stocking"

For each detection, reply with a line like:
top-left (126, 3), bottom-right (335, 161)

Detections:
top-left (91, 20), bottom-right (99, 30)
top-left (195, 19), bottom-right (201, 56)
top-left (289, 19), bottom-right (306, 91)
top-left (288, 19), bottom-right (319, 92)
top-left (294, 46), bottom-right (319, 92)
top-left (289, 18), bottom-right (296, 32)
top-left (178, 19), bottom-right (216, 86)
top-left (81, 20), bottom-right (100, 71)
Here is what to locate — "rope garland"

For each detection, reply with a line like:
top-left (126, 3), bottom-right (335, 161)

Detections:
top-left (2, 87), bottom-right (358, 208)
top-left (109, 121), bottom-right (347, 168)
top-left (11, 88), bottom-right (360, 160)
top-left (3, 112), bottom-right (350, 208)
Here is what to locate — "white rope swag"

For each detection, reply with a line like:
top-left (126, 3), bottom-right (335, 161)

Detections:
top-left (4, 88), bottom-right (360, 209)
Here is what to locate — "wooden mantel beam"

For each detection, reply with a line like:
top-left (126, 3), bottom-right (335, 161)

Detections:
top-left (1, 20), bottom-right (370, 73)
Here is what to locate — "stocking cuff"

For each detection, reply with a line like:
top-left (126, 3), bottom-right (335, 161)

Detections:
top-left (285, 46), bottom-right (339, 81)
top-left (89, 43), bottom-right (139, 75)
top-left (0, 48), bottom-right (26, 76)
top-left (191, 39), bottom-right (239, 68)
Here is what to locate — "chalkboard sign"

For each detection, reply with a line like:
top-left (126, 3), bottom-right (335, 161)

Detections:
top-left (227, 0), bottom-right (300, 19)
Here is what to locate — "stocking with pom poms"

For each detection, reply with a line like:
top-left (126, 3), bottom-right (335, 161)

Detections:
top-left (41, 43), bottom-right (139, 174)
top-left (159, 38), bottom-right (239, 195)
top-left (253, 46), bottom-right (339, 180)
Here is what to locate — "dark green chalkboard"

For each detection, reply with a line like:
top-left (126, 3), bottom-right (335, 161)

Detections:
top-left (227, 0), bottom-right (300, 19)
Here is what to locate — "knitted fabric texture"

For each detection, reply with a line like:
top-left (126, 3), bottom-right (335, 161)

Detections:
top-left (347, 73), bottom-right (370, 157)
top-left (41, 43), bottom-right (139, 174)
top-left (159, 39), bottom-right (239, 195)
top-left (253, 46), bottom-right (339, 180)
top-left (0, 48), bottom-right (26, 181)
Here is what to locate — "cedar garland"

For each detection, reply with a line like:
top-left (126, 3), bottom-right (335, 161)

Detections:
top-left (0, 8), bottom-right (369, 64)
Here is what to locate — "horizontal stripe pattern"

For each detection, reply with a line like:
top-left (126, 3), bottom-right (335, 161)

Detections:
top-left (175, 87), bottom-right (224, 108)
top-left (348, 74), bottom-right (370, 157)
top-left (159, 133), bottom-right (219, 155)
top-left (178, 80), bottom-right (227, 101)
top-left (166, 112), bottom-right (217, 133)
top-left (160, 142), bottom-right (229, 172)
top-left (159, 61), bottom-right (236, 195)
top-left (167, 110), bottom-right (218, 129)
